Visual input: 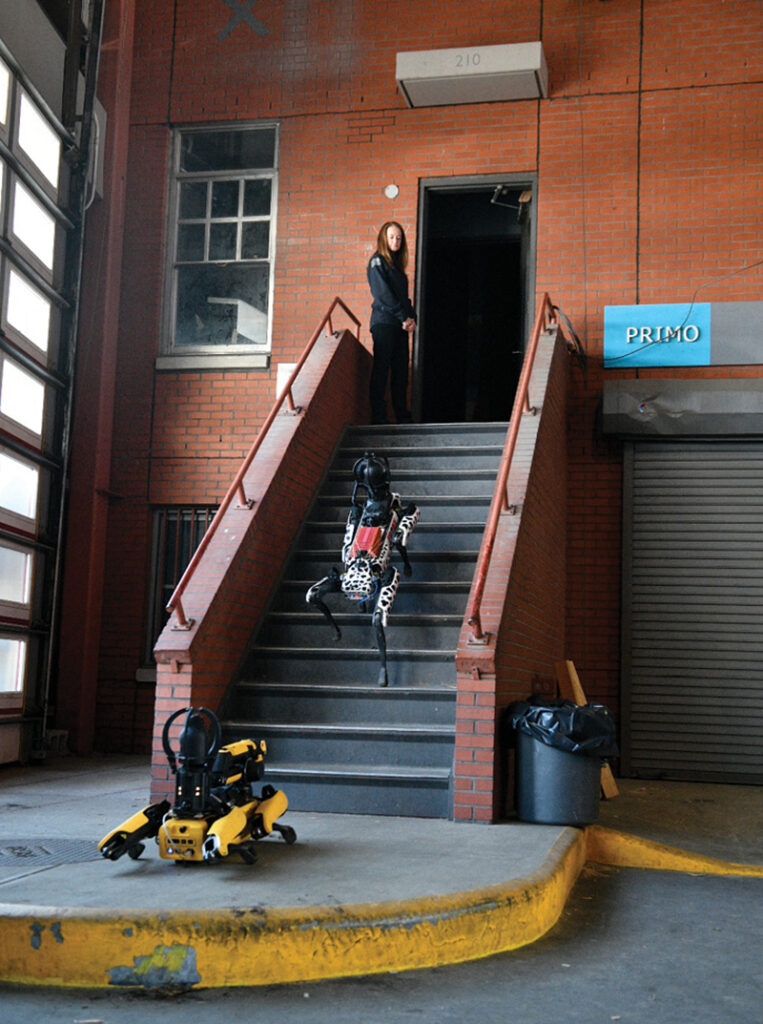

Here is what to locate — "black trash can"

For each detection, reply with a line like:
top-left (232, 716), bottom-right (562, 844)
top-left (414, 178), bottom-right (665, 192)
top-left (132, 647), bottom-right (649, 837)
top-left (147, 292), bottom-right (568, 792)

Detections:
top-left (508, 698), bottom-right (618, 826)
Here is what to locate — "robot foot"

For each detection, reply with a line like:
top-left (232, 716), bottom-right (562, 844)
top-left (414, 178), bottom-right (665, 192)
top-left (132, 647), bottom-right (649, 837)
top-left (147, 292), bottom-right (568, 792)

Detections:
top-left (273, 822), bottom-right (297, 845)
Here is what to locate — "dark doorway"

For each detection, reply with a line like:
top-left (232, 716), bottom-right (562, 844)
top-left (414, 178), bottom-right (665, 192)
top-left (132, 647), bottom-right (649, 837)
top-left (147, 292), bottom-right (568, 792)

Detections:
top-left (415, 183), bottom-right (532, 423)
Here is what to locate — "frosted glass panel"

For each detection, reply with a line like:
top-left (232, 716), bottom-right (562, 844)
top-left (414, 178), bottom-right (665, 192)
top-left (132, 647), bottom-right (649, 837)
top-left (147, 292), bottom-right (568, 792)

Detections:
top-left (0, 452), bottom-right (39, 520)
top-left (7, 269), bottom-right (51, 353)
top-left (0, 544), bottom-right (31, 605)
top-left (0, 359), bottom-right (45, 434)
top-left (0, 637), bottom-right (26, 693)
top-left (0, 60), bottom-right (8, 128)
top-left (18, 93), bottom-right (60, 189)
top-left (12, 182), bottom-right (55, 270)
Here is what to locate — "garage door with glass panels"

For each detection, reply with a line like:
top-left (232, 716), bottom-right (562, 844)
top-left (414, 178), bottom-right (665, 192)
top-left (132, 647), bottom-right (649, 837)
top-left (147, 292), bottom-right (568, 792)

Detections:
top-left (622, 440), bottom-right (763, 784)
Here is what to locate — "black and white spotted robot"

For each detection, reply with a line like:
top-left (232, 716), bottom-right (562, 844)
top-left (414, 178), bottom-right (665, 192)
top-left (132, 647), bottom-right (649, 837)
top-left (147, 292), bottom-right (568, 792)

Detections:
top-left (306, 452), bottom-right (420, 687)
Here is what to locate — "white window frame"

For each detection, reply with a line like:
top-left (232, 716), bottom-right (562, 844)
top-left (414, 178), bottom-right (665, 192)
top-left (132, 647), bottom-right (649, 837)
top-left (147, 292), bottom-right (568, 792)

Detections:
top-left (158, 122), bottom-right (279, 371)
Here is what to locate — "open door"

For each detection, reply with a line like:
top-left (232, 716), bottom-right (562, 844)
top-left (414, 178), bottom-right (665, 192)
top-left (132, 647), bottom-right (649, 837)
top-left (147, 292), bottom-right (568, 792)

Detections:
top-left (414, 178), bottom-right (534, 423)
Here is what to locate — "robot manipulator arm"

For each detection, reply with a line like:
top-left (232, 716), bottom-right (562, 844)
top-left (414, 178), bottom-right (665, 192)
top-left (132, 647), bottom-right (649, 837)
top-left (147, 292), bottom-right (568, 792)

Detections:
top-left (99, 799), bottom-right (171, 861)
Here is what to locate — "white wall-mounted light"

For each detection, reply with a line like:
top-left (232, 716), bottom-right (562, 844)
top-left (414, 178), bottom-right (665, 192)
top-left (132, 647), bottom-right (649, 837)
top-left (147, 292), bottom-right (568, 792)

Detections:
top-left (383, 183), bottom-right (399, 199)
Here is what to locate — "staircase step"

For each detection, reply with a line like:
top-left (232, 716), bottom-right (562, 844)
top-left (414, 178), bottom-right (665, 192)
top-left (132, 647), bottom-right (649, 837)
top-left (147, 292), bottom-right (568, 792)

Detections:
top-left (345, 422), bottom-right (508, 448)
top-left (274, 581), bottom-right (471, 614)
top-left (325, 468), bottom-right (499, 497)
top-left (292, 549), bottom-right (479, 582)
top-left (313, 494), bottom-right (492, 523)
top-left (228, 681), bottom-right (456, 725)
top-left (260, 762), bottom-right (453, 817)
top-left (223, 720), bottom-right (455, 768)
top-left (258, 612), bottom-right (462, 650)
top-left (301, 521), bottom-right (486, 552)
top-left (243, 646), bottom-right (457, 687)
top-left (333, 445), bottom-right (503, 472)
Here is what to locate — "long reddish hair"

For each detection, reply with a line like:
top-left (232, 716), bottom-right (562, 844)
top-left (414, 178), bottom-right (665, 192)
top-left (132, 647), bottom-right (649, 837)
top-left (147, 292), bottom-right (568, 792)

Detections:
top-left (376, 221), bottom-right (409, 271)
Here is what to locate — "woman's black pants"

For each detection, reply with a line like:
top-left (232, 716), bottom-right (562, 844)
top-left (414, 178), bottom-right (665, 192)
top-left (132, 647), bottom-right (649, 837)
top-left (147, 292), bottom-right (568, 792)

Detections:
top-left (370, 322), bottom-right (410, 424)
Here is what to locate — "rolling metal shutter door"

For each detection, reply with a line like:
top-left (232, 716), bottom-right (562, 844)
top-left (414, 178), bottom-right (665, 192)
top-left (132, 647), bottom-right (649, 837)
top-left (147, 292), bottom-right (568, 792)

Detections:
top-left (623, 440), bottom-right (763, 784)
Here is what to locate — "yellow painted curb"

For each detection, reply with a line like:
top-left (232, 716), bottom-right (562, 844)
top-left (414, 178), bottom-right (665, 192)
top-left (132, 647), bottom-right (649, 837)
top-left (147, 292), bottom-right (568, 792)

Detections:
top-left (0, 830), bottom-right (587, 990)
top-left (585, 825), bottom-right (763, 878)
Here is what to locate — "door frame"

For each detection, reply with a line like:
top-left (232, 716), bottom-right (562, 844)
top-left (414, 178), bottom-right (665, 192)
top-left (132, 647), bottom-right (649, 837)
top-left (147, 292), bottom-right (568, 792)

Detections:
top-left (412, 172), bottom-right (538, 421)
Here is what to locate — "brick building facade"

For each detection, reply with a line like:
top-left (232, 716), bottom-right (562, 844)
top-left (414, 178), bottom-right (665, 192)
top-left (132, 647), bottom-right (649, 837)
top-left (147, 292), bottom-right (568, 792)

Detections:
top-left (3, 1), bottom-right (759, 817)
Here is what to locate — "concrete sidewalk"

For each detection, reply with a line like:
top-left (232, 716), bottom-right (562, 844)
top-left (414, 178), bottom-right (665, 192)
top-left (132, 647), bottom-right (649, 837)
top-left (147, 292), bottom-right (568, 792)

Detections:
top-left (0, 755), bottom-right (760, 990)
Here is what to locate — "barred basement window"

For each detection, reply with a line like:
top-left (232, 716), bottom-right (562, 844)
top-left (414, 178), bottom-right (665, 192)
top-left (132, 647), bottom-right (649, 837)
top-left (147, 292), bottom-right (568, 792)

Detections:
top-left (146, 506), bottom-right (217, 661)
top-left (165, 124), bottom-right (278, 358)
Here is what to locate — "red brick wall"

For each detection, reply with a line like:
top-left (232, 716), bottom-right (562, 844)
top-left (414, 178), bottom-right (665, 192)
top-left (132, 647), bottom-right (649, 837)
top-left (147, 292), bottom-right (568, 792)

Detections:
top-left (454, 325), bottom-right (569, 820)
top-left (150, 329), bottom-right (371, 798)
top-left (71, 0), bottom-right (762, 764)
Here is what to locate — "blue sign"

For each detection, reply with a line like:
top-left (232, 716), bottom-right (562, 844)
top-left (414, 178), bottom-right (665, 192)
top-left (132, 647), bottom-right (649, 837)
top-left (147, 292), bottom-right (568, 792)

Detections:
top-left (604, 303), bottom-right (711, 368)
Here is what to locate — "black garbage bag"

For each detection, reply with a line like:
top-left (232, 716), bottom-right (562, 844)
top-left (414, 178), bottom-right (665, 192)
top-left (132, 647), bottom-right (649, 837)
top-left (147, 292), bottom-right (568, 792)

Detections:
top-left (507, 696), bottom-right (619, 758)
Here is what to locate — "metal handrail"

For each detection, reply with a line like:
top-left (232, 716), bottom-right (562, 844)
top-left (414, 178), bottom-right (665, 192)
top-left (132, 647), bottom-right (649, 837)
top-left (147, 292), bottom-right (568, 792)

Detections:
top-left (467, 293), bottom-right (558, 644)
top-left (165, 296), bottom-right (361, 630)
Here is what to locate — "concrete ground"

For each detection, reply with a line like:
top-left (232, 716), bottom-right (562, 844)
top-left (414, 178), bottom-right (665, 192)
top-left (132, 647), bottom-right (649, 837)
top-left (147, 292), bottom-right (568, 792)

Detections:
top-left (0, 753), bottom-right (760, 1020)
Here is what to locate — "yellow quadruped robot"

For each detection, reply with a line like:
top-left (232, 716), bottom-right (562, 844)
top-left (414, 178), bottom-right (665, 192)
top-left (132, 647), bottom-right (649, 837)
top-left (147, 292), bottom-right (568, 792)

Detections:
top-left (99, 706), bottom-right (296, 865)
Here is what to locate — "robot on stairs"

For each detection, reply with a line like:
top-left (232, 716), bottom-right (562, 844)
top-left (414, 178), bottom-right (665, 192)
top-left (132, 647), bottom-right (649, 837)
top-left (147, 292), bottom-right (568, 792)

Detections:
top-left (306, 452), bottom-right (420, 687)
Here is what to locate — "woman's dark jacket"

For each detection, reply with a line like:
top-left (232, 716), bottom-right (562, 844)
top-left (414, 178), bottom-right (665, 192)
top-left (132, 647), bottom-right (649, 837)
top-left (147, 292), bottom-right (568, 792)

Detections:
top-left (367, 253), bottom-right (416, 329)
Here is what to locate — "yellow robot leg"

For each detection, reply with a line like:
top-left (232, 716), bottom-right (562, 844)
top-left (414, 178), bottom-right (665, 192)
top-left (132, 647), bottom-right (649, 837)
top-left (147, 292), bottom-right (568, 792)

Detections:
top-left (256, 787), bottom-right (288, 835)
top-left (202, 801), bottom-right (257, 862)
top-left (255, 785), bottom-right (297, 845)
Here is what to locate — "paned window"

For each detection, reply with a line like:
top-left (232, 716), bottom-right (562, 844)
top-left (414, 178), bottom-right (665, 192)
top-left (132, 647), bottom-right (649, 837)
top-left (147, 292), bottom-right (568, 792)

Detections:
top-left (167, 125), bottom-right (277, 355)
top-left (0, 41), bottom-right (68, 719)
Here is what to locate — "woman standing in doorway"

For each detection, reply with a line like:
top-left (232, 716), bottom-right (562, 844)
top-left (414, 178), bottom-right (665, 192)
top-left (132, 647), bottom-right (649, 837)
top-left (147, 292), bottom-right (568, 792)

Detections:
top-left (367, 221), bottom-right (416, 424)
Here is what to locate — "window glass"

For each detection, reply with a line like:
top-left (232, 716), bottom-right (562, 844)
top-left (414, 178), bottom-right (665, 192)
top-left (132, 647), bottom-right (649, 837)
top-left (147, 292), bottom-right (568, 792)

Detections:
top-left (211, 180), bottom-right (239, 218)
top-left (243, 178), bottom-right (271, 216)
top-left (0, 636), bottom-right (26, 693)
top-left (0, 451), bottom-right (39, 521)
top-left (0, 59), bottom-right (8, 129)
top-left (177, 223), bottom-right (205, 262)
top-left (0, 359), bottom-right (45, 435)
top-left (179, 180), bottom-right (207, 218)
top-left (18, 92), bottom-right (60, 190)
top-left (242, 221), bottom-right (269, 259)
top-left (209, 221), bottom-right (237, 261)
top-left (180, 128), bottom-right (276, 172)
top-left (6, 269), bottom-right (51, 353)
top-left (0, 543), bottom-right (32, 606)
top-left (12, 181), bottom-right (56, 270)
top-left (176, 264), bottom-right (269, 347)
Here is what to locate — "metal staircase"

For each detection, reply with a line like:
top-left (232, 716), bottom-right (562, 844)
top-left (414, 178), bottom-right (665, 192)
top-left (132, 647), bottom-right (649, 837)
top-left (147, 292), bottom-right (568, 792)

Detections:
top-left (221, 421), bottom-right (508, 817)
